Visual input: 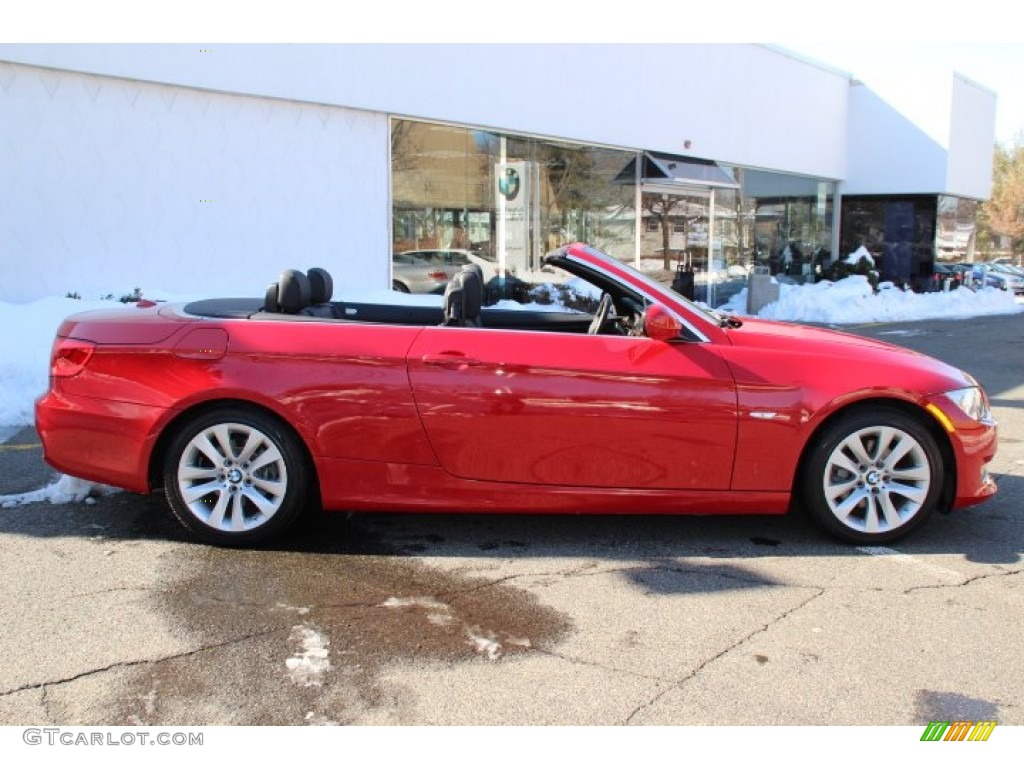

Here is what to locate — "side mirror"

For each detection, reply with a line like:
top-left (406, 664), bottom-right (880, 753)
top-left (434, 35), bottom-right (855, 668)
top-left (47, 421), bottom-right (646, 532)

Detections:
top-left (642, 303), bottom-right (683, 342)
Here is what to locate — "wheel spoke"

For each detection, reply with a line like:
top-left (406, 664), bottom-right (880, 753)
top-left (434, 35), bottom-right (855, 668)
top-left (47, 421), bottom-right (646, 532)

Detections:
top-left (825, 476), bottom-right (859, 503)
top-left (881, 434), bottom-right (915, 468)
top-left (250, 445), bottom-right (283, 472)
top-left (191, 432), bottom-right (226, 467)
top-left (839, 434), bottom-right (873, 467)
top-left (878, 492), bottom-right (903, 528)
top-left (890, 465), bottom-right (929, 483)
top-left (834, 488), bottom-right (868, 518)
top-left (180, 465), bottom-right (220, 482)
top-left (229, 492), bottom-right (247, 531)
top-left (829, 452), bottom-right (861, 477)
top-left (237, 430), bottom-right (265, 464)
top-left (212, 424), bottom-right (236, 460)
top-left (242, 486), bottom-right (279, 517)
top-left (863, 495), bottom-right (881, 533)
top-left (873, 427), bottom-right (897, 461)
top-left (886, 481), bottom-right (927, 504)
top-left (182, 479), bottom-right (222, 505)
top-left (206, 489), bottom-right (231, 529)
top-left (251, 476), bottom-right (285, 498)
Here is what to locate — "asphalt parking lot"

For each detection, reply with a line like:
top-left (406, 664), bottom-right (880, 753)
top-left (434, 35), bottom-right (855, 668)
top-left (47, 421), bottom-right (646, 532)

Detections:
top-left (0, 313), bottom-right (1021, 726)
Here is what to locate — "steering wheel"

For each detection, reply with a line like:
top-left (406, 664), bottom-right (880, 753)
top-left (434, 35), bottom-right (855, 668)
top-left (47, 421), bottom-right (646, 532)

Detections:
top-left (588, 293), bottom-right (613, 335)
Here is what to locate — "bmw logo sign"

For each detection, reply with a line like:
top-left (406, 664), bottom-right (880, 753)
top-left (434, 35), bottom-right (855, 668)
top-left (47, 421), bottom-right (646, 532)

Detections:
top-left (499, 167), bottom-right (521, 201)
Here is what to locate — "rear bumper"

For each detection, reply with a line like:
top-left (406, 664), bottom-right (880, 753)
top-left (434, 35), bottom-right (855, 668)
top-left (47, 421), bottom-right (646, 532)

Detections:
top-left (35, 389), bottom-right (165, 493)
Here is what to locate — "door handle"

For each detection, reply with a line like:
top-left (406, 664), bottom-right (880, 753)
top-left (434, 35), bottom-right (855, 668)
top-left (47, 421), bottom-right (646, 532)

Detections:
top-left (420, 352), bottom-right (483, 369)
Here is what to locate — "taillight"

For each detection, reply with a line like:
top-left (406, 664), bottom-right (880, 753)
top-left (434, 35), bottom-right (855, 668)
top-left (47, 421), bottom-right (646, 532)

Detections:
top-left (51, 338), bottom-right (95, 378)
top-left (427, 269), bottom-right (448, 280)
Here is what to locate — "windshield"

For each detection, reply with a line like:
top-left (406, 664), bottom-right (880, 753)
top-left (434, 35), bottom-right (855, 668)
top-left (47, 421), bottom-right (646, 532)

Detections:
top-left (569, 244), bottom-right (734, 326)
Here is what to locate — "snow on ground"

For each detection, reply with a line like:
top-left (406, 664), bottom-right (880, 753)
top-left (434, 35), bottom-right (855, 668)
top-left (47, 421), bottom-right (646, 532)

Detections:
top-left (719, 275), bottom-right (1023, 324)
top-left (0, 474), bottom-right (120, 508)
top-left (284, 623), bottom-right (331, 687)
top-left (380, 595), bottom-right (532, 660)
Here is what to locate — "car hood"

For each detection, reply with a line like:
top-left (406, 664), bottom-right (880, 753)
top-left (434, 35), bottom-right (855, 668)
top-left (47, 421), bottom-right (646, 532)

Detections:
top-left (721, 317), bottom-right (974, 392)
top-left (725, 317), bottom-right (905, 353)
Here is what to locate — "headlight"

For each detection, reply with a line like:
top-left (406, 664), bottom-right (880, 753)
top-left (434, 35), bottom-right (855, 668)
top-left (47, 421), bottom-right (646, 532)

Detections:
top-left (946, 386), bottom-right (993, 423)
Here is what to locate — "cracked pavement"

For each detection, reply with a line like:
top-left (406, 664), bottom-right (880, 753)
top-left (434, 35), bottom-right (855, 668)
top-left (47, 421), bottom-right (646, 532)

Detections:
top-left (0, 314), bottom-right (1021, 725)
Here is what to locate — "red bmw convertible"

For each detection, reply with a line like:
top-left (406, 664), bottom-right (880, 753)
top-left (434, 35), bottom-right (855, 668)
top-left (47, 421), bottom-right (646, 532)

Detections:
top-left (36, 243), bottom-right (998, 546)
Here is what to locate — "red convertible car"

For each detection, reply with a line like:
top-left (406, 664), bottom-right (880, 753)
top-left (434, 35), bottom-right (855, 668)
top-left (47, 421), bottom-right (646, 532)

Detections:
top-left (36, 243), bottom-right (997, 546)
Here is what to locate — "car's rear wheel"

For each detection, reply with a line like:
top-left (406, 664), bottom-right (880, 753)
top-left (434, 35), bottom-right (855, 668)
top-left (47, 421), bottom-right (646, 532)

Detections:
top-left (802, 408), bottom-right (943, 544)
top-left (163, 408), bottom-right (310, 546)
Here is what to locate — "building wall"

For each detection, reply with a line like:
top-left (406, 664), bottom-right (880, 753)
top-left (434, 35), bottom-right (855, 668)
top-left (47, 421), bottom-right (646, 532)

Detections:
top-left (843, 73), bottom-right (995, 199)
top-left (947, 73), bottom-right (998, 198)
top-left (0, 60), bottom-right (389, 302)
top-left (1, 44), bottom-right (852, 179)
top-left (0, 45), bottom-right (997, 303)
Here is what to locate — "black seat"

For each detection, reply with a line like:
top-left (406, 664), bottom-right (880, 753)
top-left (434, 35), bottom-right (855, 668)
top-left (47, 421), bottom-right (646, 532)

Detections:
top-left (302, 267), bottom-right (336, 317)
top-left (441, 268), bottom-right (483, 328)
top-left (308, 267), bottom-right (333, 304)
top-left (263, 269), bottom-right (310, 314)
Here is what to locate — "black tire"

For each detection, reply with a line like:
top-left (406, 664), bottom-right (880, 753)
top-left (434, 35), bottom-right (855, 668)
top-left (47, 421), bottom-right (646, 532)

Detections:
top-left (162, 407), bottom-right (310, 546)
top-left (392, 280), bottom-right (410, 293)
top-left (801, 407), bottom-right (944, 544)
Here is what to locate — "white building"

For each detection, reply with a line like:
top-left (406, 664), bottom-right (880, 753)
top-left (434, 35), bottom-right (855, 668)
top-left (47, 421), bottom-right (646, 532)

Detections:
top-left (0, 44), bottom-right (996, 303)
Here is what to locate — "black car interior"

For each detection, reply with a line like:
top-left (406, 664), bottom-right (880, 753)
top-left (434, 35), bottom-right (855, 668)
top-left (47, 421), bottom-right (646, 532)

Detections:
top-left (184, 262), bottom-right (654, 336)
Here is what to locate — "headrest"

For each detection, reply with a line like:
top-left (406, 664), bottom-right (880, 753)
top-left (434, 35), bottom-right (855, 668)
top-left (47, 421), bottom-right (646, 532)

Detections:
top-left (264, 282), bottom-right (280, 313)
top-left (277, 269), bottom-right (310, 314)
top-left (307, 267), bottom-right (333, 304)
top-left (459, 269), bottom-right (482, 318)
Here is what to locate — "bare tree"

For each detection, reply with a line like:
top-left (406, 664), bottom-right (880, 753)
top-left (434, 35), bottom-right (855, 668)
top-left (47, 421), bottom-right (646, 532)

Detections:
top-left (643, 195), bottom-right (701, 270)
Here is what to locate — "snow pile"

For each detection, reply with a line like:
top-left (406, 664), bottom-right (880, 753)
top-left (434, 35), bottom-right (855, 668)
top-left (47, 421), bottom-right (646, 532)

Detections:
top-left (0, 297), bottom-right (128, 426)
top-left (0, 474), bottom-right (120, 508)
top-left (719, 275), bottom-right (1023, 324)
top-left (0, 290), bottom-right (200, 427)
top-left (844, 245), bottom-right (875, 266)
top-left (285, 623), bottom-right (331, 687)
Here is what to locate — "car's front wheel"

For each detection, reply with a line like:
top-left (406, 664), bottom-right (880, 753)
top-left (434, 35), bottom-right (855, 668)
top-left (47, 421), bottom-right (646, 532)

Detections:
top-left (802, 408), bottom-right (944, 544)
top-left (163, 408), bottom-right (310, 546)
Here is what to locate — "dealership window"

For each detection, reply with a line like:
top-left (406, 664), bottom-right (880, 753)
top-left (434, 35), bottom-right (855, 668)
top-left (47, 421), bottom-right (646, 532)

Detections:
top-left (839, 195), bottom-right (969, 289)
top-left (637, 164), bottom-right (834, 306)
top-left (390, 118), bottom-right (636, 297)
top-left (726, 168), bottom-right (835, 281)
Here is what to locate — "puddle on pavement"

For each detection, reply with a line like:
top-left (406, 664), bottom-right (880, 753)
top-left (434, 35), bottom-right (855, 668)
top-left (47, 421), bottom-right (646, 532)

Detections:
top-left (107, 510), bottom-right (570, 725)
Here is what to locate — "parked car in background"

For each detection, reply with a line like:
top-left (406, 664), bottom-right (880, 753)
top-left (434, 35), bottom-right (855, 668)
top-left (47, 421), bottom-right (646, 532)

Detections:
top-left (391, 253), bottom-right (450, 294)
top-left (970, 263), bottom-right (1024, 294)
top-left (931, 263), bottom-right (968, 290)
top-left (400, 249), bottom-right (498, 280)
top-left (990, 262), bottom-right (1024, 283)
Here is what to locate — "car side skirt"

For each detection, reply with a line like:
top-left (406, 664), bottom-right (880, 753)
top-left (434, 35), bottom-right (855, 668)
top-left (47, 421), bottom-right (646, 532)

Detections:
top-left (314, 456), bottom-right (791, 515)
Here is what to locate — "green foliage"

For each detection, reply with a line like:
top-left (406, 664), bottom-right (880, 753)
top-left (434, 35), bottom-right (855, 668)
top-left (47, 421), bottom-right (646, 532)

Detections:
top-left (64, 291), bottom-right (81, 300)
top-left (119, 287), bottom-right (143, 304)
top-left (823, 256), bottom-right (880, 292)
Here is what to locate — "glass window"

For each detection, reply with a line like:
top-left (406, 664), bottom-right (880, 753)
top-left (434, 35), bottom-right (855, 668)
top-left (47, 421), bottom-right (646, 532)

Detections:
top-left (728, 168), bottom-right (835, 284)
top-left (840, 195), bottom-right (940, 289)
top-left (391, 118), bottom-right (637, 299)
